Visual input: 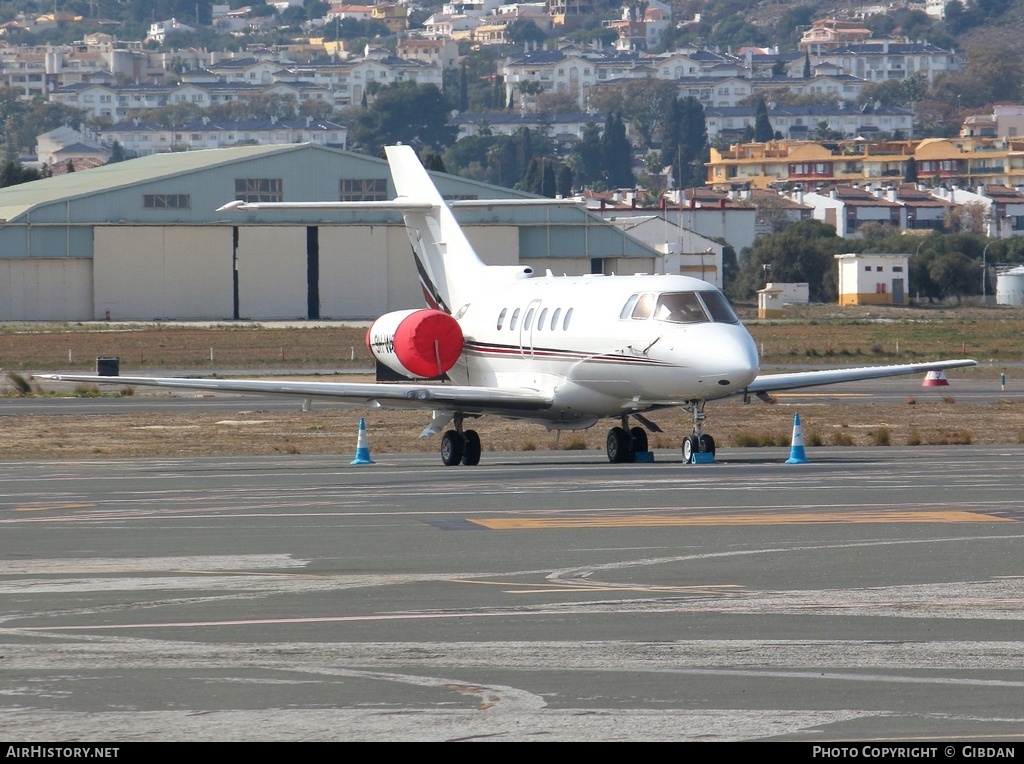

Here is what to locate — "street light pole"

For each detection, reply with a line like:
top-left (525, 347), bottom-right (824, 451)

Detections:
top-left (982, 240), bottom-right (994, 302)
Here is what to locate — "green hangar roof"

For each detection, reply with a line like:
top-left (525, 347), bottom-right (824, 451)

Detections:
top-left (0, 142), bottom-right (657, 261)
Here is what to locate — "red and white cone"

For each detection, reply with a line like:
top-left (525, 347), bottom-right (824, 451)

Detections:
top-left (922, 370), bottom-right (949, 387)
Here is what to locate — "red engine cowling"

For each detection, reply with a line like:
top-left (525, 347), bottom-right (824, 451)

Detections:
top-left (365, 309), bottom-right (464, 379)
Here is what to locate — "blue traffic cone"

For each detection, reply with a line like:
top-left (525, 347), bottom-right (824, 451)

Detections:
top-left (785, 413), bottom-right (809, 464)
top-left (350, 417), bottom-right (375, 465)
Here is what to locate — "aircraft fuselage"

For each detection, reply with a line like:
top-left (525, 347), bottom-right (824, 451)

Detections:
top-left (448, 272), bottom-right (760, 423)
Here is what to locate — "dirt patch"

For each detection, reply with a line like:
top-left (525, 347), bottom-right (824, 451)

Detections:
top-left (1, 395), bottom-right (1019, 460)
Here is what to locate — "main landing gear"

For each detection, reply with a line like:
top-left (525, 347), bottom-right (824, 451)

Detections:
top-left (605, 415), bottom-right (651, 463)
top-left (680, 400), bottom-right (715, 464)
top-left (440, 414), bottom-right (481, 466)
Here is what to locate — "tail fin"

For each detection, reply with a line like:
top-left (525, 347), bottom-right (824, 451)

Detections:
top-left (385, 144), bottom-right (486, 313)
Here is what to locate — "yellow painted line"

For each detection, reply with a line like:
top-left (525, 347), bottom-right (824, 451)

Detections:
top-left (15, 503), bottom-right (95, 512)
top-left (470, 510), bottom-right (1014, 529)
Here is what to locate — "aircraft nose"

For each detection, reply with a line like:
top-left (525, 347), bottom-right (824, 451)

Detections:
top-left (699, 325), bottom-right (760, 392)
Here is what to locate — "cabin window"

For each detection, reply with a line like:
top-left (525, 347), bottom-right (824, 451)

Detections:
top-left (619, 294), bottom-right (639, 319)
top-left (454, 304), bottom-right (470, 319)
top-left (509, 308), bottom-right (520, 330)
top-left (631, 293), bottom-right (655, 319)
top-left (524, 307), bottom-right (535, 330)
top-left (550, 307), bottom-right (561, 330)
top-left (496, 308), bottom-right (507, 330)
top-left (697, 291), bottom-right (740, 324)
top-left (563, 307), bottom-right (573, 330)
top-left (537, 308), bottom-right (548, 331)
top-left (654, 292), bottom-right (708, 323)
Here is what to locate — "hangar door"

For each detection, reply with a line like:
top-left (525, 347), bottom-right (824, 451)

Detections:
top-left (236, 227), bottom-right (310, 320)
top-left (95, 227), bottom-right (233, 320)
top-left (237, 225), bottom-right (401, 320)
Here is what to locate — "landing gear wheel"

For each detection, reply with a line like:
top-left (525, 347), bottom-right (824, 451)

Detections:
top-left (629, 426), bottom-right (649, 454)
top-left (682, 435), bottom-right (698, 464)
top-left (698, 434), bottom-right (715, 456)
top-left (461, 430), bottom-right (481, 466)
top-left (440, 430), bottom-right (465, 466)
top-left (606, 426), bottom-right (633, 463)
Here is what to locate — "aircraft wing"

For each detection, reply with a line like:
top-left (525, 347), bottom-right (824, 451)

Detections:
top-left (35, 374), bottom-right (554, 415)
top-left (744, 359), bottom-right (978, 396)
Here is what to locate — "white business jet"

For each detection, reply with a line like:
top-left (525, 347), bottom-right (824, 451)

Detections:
top-left (41, 145), bottom-right (977, 465)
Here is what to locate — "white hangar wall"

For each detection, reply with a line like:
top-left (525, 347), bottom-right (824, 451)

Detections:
top-left (90, 223), bottom-right (522, 321)
top-left (94, 227), bottom-right (234, 320)
top-left (0, 259), bottom-right (92, 321)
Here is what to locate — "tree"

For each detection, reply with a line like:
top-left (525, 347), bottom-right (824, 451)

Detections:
top-left (542, 160), bottom-right (557, 198)
top-left (0, 160), bottom-right (43, 187)
top-left (753, 99), bottom-right (774, 142)
top-left (109, 141), bottom-right (126, 164)
top-left (730, 219), bottom-right (843, 302)
top-left (519, 157), bottom-right (543, 194)
top-left (556, 164), bottom-right (574, 198)
top-left (346, 82), bottom-right (458, 155)
top-left (912, 249), bottom-right (979, 302)
top-left (904, 156), bottom-right (918, 184)
top-left (506, 19), bottom-right (547, 46)
top-left (569, 122), bottom-right (604, 187)
top-left (422, 152), bottom-right (446, 172)
top-left (585, 79), bottom-right (676, 151)
top-left (602, 113), bottom-right (634, 188)
top-left (661, 97), bottom-right (707, 190)
top-left (944, 202), bottom-right (988, 234)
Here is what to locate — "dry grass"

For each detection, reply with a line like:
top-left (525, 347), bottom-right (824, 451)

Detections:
top-left (0, 394), bottom-right (1020, 460)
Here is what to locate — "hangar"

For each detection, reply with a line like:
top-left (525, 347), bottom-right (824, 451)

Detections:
top-left (0, 143), bottom-right (660, 321)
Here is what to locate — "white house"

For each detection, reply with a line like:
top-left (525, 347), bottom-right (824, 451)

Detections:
top-left (835, 252), bottom-right (909, 305)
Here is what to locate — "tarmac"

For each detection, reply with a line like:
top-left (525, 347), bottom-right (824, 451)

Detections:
top-left (1, 445), bottom-right (1023, 741)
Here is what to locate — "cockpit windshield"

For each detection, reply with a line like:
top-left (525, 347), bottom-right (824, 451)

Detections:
top-left (620, 290), bottom-right (740, 325)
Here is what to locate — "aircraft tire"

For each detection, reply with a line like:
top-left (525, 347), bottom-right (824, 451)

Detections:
top-left (606, 426), bottom-right (632, 463)
top-left (698, 434), bottom-right (716, 455)
top-left (462, 430), bottom-right (482, 466)
top-left (629, 426), bottom-right (648, 454)
top-left (682, 435), bottom-right (698, 463)
top-left (441, 430), bottom-right (465, 466)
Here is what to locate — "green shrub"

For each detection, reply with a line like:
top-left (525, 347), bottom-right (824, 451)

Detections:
top-left (869, 428), bottom-right (891, 446)
top-left (7, 372), bottom-right (32, 395)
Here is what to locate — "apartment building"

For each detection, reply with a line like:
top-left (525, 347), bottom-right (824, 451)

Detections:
top-left (708, 136), bottom-right (1024, 191)
top-left (96, 118), bottom-right (347, 156)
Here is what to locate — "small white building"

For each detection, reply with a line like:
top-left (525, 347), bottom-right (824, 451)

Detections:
top-left (835, 252), bottom-right (909, 305)
top-left (757, 282), bottom-right (808, 318)
top-left (603, 213), bottom-right (724, 288)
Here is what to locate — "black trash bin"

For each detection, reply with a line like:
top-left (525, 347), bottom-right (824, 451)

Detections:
top-left (96, 357), bottom-right (120, 376)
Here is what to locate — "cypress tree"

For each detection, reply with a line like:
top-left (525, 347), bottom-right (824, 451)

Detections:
top-left (542, 160), bottom-right (556, 198)
top-left (754, 99), bottom-right (774, 142)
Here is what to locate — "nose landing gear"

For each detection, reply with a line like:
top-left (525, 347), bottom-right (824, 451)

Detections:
top-left (681, 400), bottom-right (715, 464)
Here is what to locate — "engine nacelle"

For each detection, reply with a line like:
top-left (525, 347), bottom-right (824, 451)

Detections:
top-left (366, 309), bottom-right (464, 379)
